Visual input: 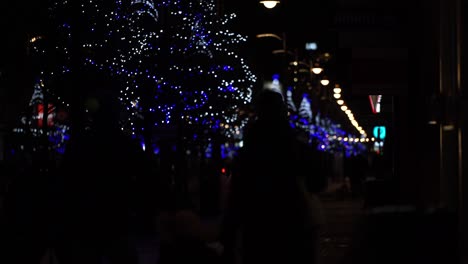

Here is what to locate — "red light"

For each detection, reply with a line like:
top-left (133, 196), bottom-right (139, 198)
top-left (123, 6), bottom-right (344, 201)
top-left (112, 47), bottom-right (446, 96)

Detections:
top-left (221, 168), bottom-right (226, 174)
top-left (37, 103), bottom-right (55, 127)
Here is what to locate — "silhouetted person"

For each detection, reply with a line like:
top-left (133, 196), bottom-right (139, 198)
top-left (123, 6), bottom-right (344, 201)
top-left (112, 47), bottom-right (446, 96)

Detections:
top-left (346, 152), bottom-right (368, 198)
top-left (220, 90), bottom-right (327, 264)
top-left (56, 86), bottom-right (152, 264)
top-left (0, 159), bottom-right (59, 264)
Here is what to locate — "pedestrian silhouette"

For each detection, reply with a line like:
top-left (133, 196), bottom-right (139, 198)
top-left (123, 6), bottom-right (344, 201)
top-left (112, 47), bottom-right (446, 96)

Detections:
top-left (55, 77), bottom-right (152, 264)
top-left (220, 89), bottom-right (327, 264)
top-left (346, 152), bottom-right (368, 198)
top-left (0, 159), bottom-right (58, 264)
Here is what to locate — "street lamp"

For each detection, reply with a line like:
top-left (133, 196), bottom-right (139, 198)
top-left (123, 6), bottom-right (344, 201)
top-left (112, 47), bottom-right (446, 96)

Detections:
top-left (311, 63), bottom-right (324, 74)
top-left (256, 33), bottom-right (283, 42)
top-left (255, 32), bottom-right (294, 94)
top-left (256, 32), bottom-right (288, 53)
top-left (320, 77), bottom-right (330, 86)
top-left (259, 0), bottom-right (280, 9)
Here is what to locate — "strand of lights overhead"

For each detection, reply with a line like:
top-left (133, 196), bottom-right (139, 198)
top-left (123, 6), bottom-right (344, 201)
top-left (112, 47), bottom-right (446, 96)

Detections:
top-left (285, 90), bottom-right (366, 155)
top-left (332, 83), bottom-right (367, 137)
top-left (285, 53), bottom-right (370, 152)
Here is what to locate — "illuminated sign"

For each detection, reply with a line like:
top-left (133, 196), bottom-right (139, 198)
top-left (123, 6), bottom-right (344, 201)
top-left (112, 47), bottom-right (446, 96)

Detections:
top-left (369, 95), bottom-right (382, 113)
top-left (373, 126), bottom-right (386, 140)
top-left (305, 42), bottom-right (317, 51)
top-left (37, 103), bottom-right (55, 128)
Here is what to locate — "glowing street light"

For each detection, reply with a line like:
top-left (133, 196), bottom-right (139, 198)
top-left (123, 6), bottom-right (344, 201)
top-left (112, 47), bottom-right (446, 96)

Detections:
top-left (320, 77), bottom-right (330, 86)
top-left (260, 0), bottom-right (280, 9)
top-left (311, 63), bottom-right (323, 74)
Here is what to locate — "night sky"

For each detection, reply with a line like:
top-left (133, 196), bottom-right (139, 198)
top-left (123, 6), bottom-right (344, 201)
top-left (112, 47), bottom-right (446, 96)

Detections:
top-left (223, 0), bottom-right (337, 48)
top-left (222, 0), bottom-right (370, 134)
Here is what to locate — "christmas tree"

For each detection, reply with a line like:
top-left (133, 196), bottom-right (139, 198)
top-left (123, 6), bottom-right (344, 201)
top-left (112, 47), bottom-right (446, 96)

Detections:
top-left (46, 0), bottom-right (255, 152)
top-left (11, 79), bottom-right (70, 158)
top-left (10, 28), bottom-right (71, 160)
top-left (158, 0), bottom-right (255, 146)
top-left (49, 0), bottom-right (164, 142)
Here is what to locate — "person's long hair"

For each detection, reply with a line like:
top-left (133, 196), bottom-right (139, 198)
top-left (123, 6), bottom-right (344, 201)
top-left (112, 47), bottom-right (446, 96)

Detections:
top-left (243, 89), bottom-right (295, 148)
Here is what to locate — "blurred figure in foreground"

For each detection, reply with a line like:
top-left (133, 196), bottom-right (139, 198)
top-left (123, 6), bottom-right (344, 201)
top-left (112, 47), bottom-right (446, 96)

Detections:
top-left (157, 193), bottom-right (222, 264)
top-left (56, 80), bottom-right (153, 263)
top-left (221, 89), bottom-right (327, 264)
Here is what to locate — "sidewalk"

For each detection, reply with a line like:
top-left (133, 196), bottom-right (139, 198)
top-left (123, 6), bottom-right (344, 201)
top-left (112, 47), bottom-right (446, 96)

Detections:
top-left (38, 179), bottom-right (458, 264)
top-left (318, 189), bottom-right (364, 264)
top-left (317, 182), bottom-right (459, 264)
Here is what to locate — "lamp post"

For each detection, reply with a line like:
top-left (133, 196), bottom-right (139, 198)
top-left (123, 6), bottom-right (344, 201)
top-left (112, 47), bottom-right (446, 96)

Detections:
top-left (255, 32), bottom-right (293, 56)
top-left (256, 31), bottom-right (332, 114)
top-left (255, 32), bottom-right (295, 95)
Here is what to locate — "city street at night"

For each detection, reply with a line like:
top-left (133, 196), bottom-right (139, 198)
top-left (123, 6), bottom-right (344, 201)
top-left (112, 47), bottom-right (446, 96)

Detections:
top-left (1, 0), bottom-right (467, 263)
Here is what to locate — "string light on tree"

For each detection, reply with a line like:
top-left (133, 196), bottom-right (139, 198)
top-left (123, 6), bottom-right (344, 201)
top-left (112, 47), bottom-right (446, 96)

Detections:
top-left (12, 79), bottom-right (71, 155)
top-left (47, 0), bottom-right (255, 152)
top-left (161, 0), bottom-right (255, 142)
